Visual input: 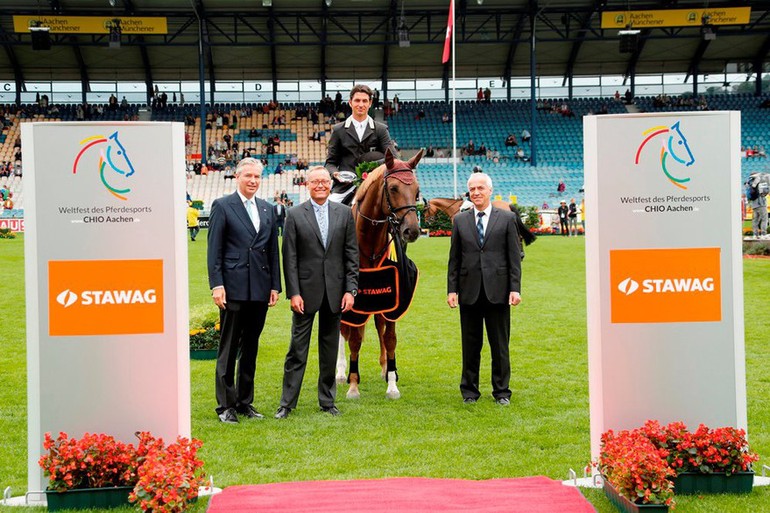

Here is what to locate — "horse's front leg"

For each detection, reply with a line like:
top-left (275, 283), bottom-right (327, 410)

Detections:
top-left (375, 315), bottom-right (400, 400)
top-left (346, 325), bottom-right (364, 399)
top-left (337, 325), bottom-right (349, 384)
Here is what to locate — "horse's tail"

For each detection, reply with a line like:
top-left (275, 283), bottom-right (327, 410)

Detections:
top-left (509, 204), bottom-right (537, 246)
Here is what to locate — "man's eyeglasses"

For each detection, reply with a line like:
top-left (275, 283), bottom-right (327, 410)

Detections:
top-left (308, 179), bottom-right (331, 186)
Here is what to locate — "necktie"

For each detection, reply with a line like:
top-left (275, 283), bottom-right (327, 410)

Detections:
top-left (316, 204), bottom-right (328, 248)
top-left (476, 211), bottom-right (485, 246)
top-left (246, 200), bottom-right (259, 233)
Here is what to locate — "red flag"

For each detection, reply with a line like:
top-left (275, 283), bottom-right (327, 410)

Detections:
top-left (442, 0), bottom-right (454, 64)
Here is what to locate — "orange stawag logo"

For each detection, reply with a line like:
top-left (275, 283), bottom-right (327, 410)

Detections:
top-left (49, 259), bottom-right (164, 336)
top-left (610, 248), bottom-right (721, 324)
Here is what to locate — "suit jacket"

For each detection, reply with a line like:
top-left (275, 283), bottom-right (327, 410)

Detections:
top-left (207, 192), bottom-right (281, 302)
top-left (447, 207), bottom-right (521, 305)
top-left (325, 117), bottom-right (396, 174)
top-left (282, 200), bottom-right (359, 314)
top-left (274, 203), bottom-right (286, 223)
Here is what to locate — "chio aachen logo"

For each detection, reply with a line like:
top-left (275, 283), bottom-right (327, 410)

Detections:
top-left (72, 131), bottom-right (137, 200)
top-left (634, 121), bottom-right (695, 190)
top-left (55, 288), bottom-right (157, 308)
top-left (617, 276), bottom-right (714, 296)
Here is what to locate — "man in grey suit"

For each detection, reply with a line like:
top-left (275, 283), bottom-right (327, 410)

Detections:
top-left (447, 172), bottom-right (522, 405)
top-left (207, 158), bottom-right (281, 424)
top-left (275, 166), bottom-right (359, 419)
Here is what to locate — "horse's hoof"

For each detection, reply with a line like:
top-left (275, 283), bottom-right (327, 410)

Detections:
top-left (336, 372), bottom-right (346, 385)
top-left (385, 388), bottom-right (401, 400)
top-left (346, 388), bottom-right (360, 400)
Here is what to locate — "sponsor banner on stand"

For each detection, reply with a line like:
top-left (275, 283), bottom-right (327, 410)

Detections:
top-left (584, 112), bottom-right (745, 460)
top-left (0, 218), bottom-right (24, 232)
top-left (23, 122), bottom-right (189, 492)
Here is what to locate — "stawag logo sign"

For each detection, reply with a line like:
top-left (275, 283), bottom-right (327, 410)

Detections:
top-left (48, 259), bottom-right (164, 336)
top-left (610, 248), bottom-right (721, 323)
top-left (635, 121), bottom-right (696, 190)
top-left (55, 288), bottom-right (157, 308)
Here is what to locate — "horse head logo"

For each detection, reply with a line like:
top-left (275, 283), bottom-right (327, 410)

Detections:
top-left (72, 131), bottom-right (137, 200)
top-left (634, 121), bottom-right (696, 190)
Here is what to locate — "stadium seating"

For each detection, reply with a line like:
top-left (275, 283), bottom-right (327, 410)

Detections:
top-left (3, 93), bottom-right (770, 212)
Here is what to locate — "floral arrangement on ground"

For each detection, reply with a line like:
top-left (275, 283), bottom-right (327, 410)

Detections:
top-left (189, 317), bottom-right (219, 350)
top-left (39, 431), bottom-right (206, 513)
top-left (599, 420), bottom-right (759, 508)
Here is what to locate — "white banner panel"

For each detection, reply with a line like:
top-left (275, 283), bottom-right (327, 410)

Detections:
top-left (584, 112), bottom-right (746, 459)
top-left (22, 122), bottom-right (190, 491)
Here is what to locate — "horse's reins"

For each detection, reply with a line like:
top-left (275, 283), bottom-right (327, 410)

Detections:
top-left (356, 165), bottom-right (418, 264)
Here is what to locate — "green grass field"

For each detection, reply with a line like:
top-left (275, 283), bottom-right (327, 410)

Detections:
top-left (1, 233), bottom-right (769, 512)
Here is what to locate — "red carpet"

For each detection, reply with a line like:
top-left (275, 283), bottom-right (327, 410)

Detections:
top-left (207, 476), bottom-right (596, 513)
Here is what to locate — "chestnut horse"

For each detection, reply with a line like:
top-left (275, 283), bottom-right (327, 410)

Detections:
top-left (337, 148), bottom-right (424, 400)
top-left (424, 197), bottom-right (537, 252)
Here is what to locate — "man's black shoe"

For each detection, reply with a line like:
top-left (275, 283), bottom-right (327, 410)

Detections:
top-left (320, 405), bottom-right (341, 416)
top-left (237, 405), bottom-right (265, 419)
top-left (274, 407), bottom-right (291, 419)
top-left (218, 408), bottom-right (239, 424)
top-left (463, 397), bottom-right (478, 404)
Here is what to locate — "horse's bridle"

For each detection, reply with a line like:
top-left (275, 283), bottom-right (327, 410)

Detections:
top-left (356, 167), bottom-right (418, 263)
top-left (356, 167), bottom-right (417, 228)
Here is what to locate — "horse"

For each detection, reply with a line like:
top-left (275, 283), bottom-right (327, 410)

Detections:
top-left (337, 147), bottom-right (424, 400)
top-left (73, 131), bottom-right (137, 200)
top-left (635, 120), bottom-right (695, 190)
top-left (423, 197), bottom-right (537, 251)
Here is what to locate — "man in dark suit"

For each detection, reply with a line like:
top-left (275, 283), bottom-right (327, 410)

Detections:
top-left (207, 157), bottom-right (281, 424)
top-left (325, 84), bottom-right (397, 177)
top-left (273, 198), bottom-right (286, 236)
top-left (275, 166), bottom-right (359, 419)
top-left (447, 172), bottom-right (522, 406)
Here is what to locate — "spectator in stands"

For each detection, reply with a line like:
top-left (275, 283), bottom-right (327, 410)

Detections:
top-left (476, 88), bottom-right (484, 102)
top-left (393, 95), bottom-right (400, 115)
top-left (624, 89), bottom-right (634, 105)
top-left (557, 179), bottom-right (566, 195)
top-left (426, 146), bottom-right (435, 158)
top-left (0, 184), bottom-right (8, 199)
top-left (216, 114), bottom-right (223, 128)
top-left (200, 163), bottom-right (209, 176)
top-left (120, 96), bottom-right (128, 109)
top-left (484, 87), bottom-right (491, 103)
top-left (223, 132), bottom-right (232, 150)
top-left (465, 140), bottom-right (475, 156)
top-left (280, 190), bottom-right (289, 203)
top-left (505, 134), bottom-right (518, 147)
top-left (309, 107), bottom-right (319, 124)
top-left (514, 147), bottom-right (527, 161)
top-left (415, 108), bottom-right (426, 120)
top-left (3, 192), bottom-right (14, 211)
top-left (108, 94), bottom-right (118, 110)
top-left (442, 112), bottom-right (450, 123)
top-left (275, 163), bottom-right (284, 175)
top-left (310, 130), bottom-right (321, 142)
top-left (568, 198), bottom-right (578, 236)
top-left (542, 201), bottom-right (549, 210)
top-left (557, 200), bottom-right (569, 236)
top-left (521, 129), bottom-right (531, 143)
top-left (477, 142), bottom-right (487, 156)
top-left (223, 166), bottom-right (235, 180)
top-left (273, 198), bottom-right (286, 236)
top-left (297, 159), bottom-right (307, 171)
top-left (76, 104), bottom-right (84, 121)
top-left (335, 91), bottom-right (343, 112)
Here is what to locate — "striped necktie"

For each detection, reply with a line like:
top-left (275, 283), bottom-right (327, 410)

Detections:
top-left (476, 211), bottom-right (485, 245)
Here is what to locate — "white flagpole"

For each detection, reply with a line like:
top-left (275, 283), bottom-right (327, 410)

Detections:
top-left (451, 0), bottom-right (457, 199)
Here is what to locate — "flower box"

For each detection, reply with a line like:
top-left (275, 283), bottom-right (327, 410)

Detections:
top-left (673, 471), bottom-right (754, 495)
top-left (603, 481), bottom-right (669, 513)
top-left (190, 349), bottom-right (218, 360)
top-left (46, 486), bottom-right (133, 511)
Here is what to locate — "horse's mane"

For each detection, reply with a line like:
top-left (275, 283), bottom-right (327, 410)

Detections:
top-left (354, 165), bottom-right (386, 202)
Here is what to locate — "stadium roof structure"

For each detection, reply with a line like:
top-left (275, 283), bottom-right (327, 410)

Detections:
top-left (1, 0), bottom-right (770, 98)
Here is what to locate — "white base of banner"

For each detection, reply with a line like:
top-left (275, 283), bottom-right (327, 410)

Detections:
top-left (0, 486), bottom-right (222, 507)
top-left (561, 474), bottom-right (770, 488)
